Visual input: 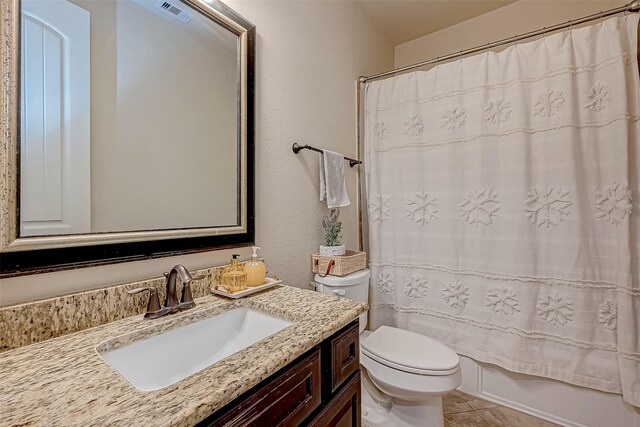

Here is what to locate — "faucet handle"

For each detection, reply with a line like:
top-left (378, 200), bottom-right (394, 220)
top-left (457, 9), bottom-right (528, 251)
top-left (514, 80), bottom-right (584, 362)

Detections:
top-left (180, 273), bottom-right (204, 308)
top-left (127, 287), bottom-right (162, 317)
top-left (178, 272), bottom-right (203, 309)
top-left (181, 273), bottom-right (204, 305)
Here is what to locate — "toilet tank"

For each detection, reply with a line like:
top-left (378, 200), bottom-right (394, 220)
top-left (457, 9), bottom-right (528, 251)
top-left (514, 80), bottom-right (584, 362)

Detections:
top-left (314, 269), bottom-right (370, 332)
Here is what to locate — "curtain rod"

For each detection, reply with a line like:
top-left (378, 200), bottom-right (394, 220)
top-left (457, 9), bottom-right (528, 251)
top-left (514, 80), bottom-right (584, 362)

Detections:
top-left (359, 0), bottom-right (640, 84)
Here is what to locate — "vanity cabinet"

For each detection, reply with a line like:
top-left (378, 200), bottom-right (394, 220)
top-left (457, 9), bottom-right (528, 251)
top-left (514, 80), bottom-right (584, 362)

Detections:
top-left (197, 320), bottom-right (360, 427)
top-left (307, 372), bottom-right (361, 427)
top-left (324, 322), bottom-right (359, 395)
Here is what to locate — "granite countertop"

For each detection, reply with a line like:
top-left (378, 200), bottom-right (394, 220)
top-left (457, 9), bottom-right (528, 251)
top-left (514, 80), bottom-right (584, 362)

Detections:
top-left (0, 285), bottom-right (367, 427)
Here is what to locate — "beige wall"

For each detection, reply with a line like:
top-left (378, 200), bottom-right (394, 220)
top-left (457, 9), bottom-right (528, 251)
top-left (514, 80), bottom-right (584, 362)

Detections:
top-left (73, 0), bottom-right (239, 232)
top-left (94, 0), bottom-right (239, 231)
top-left (0, 1), bottom-right (393, 306)
top-left (395, 0), bottom-right (627, 68)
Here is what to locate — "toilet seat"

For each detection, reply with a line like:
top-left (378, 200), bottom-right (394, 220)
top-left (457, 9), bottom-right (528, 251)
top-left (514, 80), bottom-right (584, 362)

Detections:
top-left (361, 326), bottom-right (459, 376)
top-left (361, 351), bottom-right (461, 401)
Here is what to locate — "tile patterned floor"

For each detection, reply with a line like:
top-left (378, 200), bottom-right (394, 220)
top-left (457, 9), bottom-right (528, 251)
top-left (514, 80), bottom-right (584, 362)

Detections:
top-left (443, 390), bottom-right (561, 427)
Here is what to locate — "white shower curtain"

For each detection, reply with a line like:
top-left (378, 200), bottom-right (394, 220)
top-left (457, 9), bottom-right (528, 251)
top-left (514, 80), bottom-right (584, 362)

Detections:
top-left (364, 15), bottom-right (640, 407)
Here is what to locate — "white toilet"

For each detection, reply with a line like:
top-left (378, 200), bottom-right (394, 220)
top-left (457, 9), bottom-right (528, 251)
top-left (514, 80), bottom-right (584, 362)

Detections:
top-left (315, 269), bottom-right (461, 427)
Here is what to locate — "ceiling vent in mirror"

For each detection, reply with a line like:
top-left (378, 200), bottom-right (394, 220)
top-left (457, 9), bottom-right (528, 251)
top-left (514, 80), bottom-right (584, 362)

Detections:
top-left (155, 0), bottom-right (193, 23)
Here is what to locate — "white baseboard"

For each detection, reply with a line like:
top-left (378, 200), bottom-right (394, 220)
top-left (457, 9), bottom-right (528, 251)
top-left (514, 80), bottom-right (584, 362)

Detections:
top-left (457, 356), bottom-right (640, 427)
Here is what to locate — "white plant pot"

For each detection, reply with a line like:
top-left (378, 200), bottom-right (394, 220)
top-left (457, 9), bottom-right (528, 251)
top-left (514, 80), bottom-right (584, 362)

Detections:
top-left (319, 245), bottom-right (346, 256)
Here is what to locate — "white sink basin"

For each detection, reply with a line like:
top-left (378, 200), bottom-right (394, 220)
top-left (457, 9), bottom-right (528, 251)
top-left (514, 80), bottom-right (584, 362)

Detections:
top-left (99, 307), bottom-right (292, 392)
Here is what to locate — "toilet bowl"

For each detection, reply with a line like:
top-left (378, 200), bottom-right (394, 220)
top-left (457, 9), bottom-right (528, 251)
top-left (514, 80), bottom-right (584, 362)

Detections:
top-left (314, 269), bottom-right (462, 427)
top-left (359, 327), bottom-right (461, 427)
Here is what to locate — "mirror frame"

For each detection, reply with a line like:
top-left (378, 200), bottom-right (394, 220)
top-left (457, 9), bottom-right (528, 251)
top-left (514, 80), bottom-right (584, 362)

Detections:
top-left (0, 0), bottom-right (255, 277)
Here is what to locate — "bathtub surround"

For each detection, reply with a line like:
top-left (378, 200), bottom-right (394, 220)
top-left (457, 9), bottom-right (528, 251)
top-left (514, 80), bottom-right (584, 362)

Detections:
top-left (365, 15), bottom-right (640, 408)
top-left (0, 286), bottom-right (367, 426)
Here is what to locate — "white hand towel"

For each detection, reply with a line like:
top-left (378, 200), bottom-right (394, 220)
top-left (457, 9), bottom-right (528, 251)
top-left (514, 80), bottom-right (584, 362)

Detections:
top-left (320, 149), bottom-right (350, 208)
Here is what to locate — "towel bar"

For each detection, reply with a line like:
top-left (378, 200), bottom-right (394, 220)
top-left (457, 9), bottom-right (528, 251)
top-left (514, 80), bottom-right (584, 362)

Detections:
top-left (292, 143), bottom-right (362, 168)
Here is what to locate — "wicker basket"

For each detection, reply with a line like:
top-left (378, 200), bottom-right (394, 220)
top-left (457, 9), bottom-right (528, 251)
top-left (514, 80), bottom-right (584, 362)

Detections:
top-left (311, 250), bottom-right (366, 277)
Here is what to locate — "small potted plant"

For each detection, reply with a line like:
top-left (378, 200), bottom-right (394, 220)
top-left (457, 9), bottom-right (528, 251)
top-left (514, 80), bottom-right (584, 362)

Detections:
top-left (320, 209), bottom-right (346, 256)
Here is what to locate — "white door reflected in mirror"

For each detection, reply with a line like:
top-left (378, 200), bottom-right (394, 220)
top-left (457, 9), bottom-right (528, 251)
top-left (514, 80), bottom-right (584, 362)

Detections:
top-left (20, 0), bottom-right (91, 236)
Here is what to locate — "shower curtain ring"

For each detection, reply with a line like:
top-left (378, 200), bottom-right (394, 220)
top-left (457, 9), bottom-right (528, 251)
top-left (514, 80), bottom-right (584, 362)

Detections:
top-left (569, 19), bottom-right (573, 33)
top-left (542, 27), bottom-right (546, 40)
top-left (600, 11), bottom-right (604, 26)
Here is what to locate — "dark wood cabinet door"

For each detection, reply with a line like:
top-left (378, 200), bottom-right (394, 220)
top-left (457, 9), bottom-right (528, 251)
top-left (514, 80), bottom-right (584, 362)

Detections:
top-left (307, 372), bottom-right (361, 427)
top-left (326, 322), bottom-right (359, 395)
top-left (201, 348), bottom-right (322, 427)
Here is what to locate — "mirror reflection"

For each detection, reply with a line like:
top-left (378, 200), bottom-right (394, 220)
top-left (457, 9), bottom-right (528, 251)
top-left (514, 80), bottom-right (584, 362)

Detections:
top-left (20, 0), bottom-right (240, 237)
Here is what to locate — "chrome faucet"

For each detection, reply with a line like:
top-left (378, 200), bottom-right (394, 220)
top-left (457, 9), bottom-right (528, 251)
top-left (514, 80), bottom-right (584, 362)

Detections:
top-left (127, 264), bottom-right (201, 319)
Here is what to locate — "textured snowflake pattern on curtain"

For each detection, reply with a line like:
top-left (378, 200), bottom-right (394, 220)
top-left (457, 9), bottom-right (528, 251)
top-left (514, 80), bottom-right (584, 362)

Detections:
top-left (363, 16), bottom-right (640, 407)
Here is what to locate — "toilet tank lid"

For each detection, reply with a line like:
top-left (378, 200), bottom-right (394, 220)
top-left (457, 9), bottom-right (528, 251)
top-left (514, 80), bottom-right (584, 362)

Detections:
top-left (361, 326), bottom-right (459, 373)
top-left (314, 269), bottom-right (370, 286)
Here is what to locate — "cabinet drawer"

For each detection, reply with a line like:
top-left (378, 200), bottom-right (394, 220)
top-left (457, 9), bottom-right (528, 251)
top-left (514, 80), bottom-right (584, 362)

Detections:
top-left (307, 371), bottom-right (361, 427)
top-left (327, 321), bottom-right (359, 394)
top-left (204, 348), bottom-right (322, 427)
